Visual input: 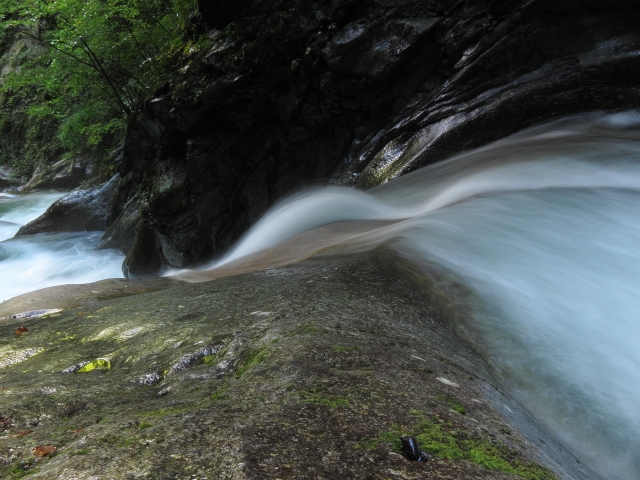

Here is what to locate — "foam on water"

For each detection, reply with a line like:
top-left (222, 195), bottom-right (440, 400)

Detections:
top-left (0, 191), bottom-right (66, 242)
top-left (0, 191), bottom-right (124, 302)
top-left (203, 112), bottom-right (640, 479)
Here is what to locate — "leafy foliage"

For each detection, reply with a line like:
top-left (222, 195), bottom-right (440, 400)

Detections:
top-left (0, 0), bottom-right (197, 174)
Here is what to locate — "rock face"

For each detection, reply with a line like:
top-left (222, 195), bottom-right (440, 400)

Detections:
top-left (103, 0), bottom-right (640, 276)
top-left (0, 258), bottom-right (597, 479)
top-left (0, 165), bottom-right (13, 190)
top-left (16, 174), bottom-right (120, 236)
top-left (21, 156), bottom-right (93, 192)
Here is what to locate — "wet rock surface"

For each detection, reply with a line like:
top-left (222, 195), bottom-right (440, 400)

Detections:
top-left (106, 0), bottom-right (640, 276)
top-left (16, 174), bottom-right (120, 236)
top-left (0, 257), bottom-right (596, 479)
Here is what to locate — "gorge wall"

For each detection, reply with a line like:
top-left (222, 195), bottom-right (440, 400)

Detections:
top-left (27, 0), bottom-right (640, 277)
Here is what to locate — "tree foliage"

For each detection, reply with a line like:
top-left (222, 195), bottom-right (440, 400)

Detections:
top-left (0, 0), bottom-right (197, 158)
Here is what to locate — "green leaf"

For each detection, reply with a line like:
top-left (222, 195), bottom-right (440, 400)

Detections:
top-left (77, 358), bottom-right (111, 372)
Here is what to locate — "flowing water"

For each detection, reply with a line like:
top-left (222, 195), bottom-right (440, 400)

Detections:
top-left (0, 191), bottom-right (124, 302)
top-left (185, 112), bottom-right (640, 479)
top-left (4, 113), bottom-right (639, 478)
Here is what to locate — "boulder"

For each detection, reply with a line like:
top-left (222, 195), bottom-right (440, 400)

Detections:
top-left (16, 174), bottom-right (120, 236)
top-left (120, 219), bottom-right (166, 279)
top-left (22, 156), bottom-right (93, 191)
top-left (0, 257), bottom-right (597, 479)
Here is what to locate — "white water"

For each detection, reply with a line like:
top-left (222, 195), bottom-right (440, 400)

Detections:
top-left (207, 112), bottom-right (640, 479)
top-left (0, 191), bottom-right (124, 302)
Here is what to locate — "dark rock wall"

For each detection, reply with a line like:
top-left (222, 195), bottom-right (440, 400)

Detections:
top-left (109, 0), bottom-right (640, 277)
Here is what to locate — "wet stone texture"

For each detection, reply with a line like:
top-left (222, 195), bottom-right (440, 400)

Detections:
top-left (0, 258), bottom-right (595, 479)
top-left (100, 0), bottom-right (640, 277)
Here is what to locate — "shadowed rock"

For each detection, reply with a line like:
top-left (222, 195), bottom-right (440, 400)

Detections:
top-left (21, 156), bottom-right (93, 192)
top-left (16, 174), bottom-right (120, 236)
top-left (106, 0), bottom-right (640, 277)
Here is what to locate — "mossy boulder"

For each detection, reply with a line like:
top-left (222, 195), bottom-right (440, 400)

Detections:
top-left (0, 258), bottom-right (596, 479)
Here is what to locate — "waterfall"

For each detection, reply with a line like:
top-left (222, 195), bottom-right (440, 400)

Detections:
top-left (187, 112), bottom-right (640, 479)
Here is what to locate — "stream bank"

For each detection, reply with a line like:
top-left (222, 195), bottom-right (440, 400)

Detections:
top-left (0, 256), bottom-right (594, 479)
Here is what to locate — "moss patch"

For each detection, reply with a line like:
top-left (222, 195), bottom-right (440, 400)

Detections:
top-left (70, 448), bottom-right (91, 456)
top-left (300, 384), bottom-right (350, 408)
top-left (6, 463), bottom-right (38, 479)
top-left (234, 346), bottom-right (269, 378)
top-left (287, 323), bottom-right (318, 337)
top-left (334, 345), bottom-right (361, 352)
top-left (210, 385), bottom-right (230, 401)
top-left (379, 414), bottom-right (557, 480)
top-left (436, 393), bottom-right (467, 415)
top-left (140, 406), bottom-right (194, 418)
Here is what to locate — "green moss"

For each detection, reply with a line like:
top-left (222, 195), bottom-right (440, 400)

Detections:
top-left (70, 448), bottom-right (91, 456)
top-left (334, 345), bottom-right (361, 352)
top-left (117, 437), bottom-right (135, 448)
top-left (379, 418), bottom-right (556, 479)
top-left (210, 385), bottom-right (230, 401)
top-left (99, 433), bottom-right (136, 447)
top-left (436, 393), bottom-right (466, 415)
top-left (353, 438), bottom-right (380, 450)
top-left (6, 463), bottom-right (37, 479)
top-left (140, 406), bottom-right (193, 418)
top-left (137, 421), bottom-right (153, 430)
top-left (234, 347), bottom-right (269, 378)
top-left (287, 323), bottom-right (318, 337)
top-left (301, 384), bottom-right (350, 408)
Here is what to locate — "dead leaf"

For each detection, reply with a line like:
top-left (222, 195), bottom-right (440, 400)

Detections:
top-left (32, 445), bottom-right (56, 457)
top-left (15, 326), bottom-right (29, 335)
top-left (12, 430), bottom-right (32, 438)
top-left (72, 427), bottom-right (84, 434)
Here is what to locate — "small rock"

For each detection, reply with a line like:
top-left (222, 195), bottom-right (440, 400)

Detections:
top-left (157, 387), bottom-right (171, 398)
top-left (12, 309), bottom-right (62, 319)
top-left (135, 373), bottom-right (162, 385)
top-left (437, 377), bottom-right (459, 387)
top-left (25, 418), bottom-right (39, 428)
top-left (169, 344), bottom-right (224, 374)
top-left (62, 361), bottom-right (90, 373)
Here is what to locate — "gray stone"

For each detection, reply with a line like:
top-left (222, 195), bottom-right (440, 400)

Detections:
top-left (16, 174), bottom-right (120, 236)
top-left (22, 156), bottom-right (93, 192)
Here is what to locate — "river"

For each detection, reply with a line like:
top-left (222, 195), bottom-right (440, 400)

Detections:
top-left (0, 190), bottom-right (124, 302)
